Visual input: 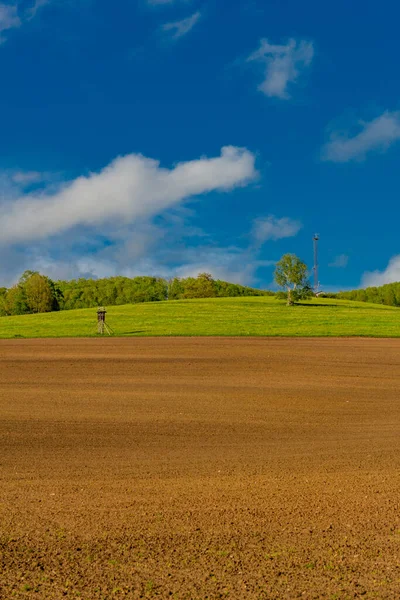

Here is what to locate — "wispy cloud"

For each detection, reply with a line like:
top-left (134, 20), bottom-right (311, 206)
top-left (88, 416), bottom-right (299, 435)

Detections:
top-left (362, 255), bottom-right (400, 287)
top-left (11, 171), bottom-right (49, 186)
top-left (0, 0), bottom-right (50, 43)
top-left (329, 254), bottom-right (349, 268)
top-left (252, 215), bottom-right (302, 245)
top-left (162, 10), bottom-right (200, 40)
top-left (247, 37), bottom-right (314, 99)
top-left (321, 111), bottom-right (400, 163)
top-left (0, 3), bottom-right (20, 38)
top-left (28, 0), bottom-right (51, 18)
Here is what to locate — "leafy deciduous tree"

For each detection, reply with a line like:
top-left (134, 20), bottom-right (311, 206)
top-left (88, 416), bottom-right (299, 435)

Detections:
top-left (24, 274), bottom-right (54, 313)
top-left (3, 285), bottom-right (29, 315)
top-left (274, 254), bottom-right (311, 306)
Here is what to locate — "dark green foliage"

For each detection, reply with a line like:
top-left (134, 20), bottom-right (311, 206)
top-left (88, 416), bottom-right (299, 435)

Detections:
top-left (337, 282), bottom-right (400, 307)
top-left (0, 272), bottom-right (272, 315)
top-left (3, 285), bottom-right (29, 315)
top-left (291, 283), bottom-right (314, 302)
top-left (168, 278), bottom-right (185, 300)
top-left (1, 272), bottom-right (62, 316)
top-left (316, 292), bottom-right (337, 299)
top-left (180, 273), bottom-right (217, 299)
top-left (0, 288), bottom-right (7, 316)
top-left (57, 276), bottom-right (168, 310)
top-left (47, 279), bottom-right (63, 311)
top-left (167, 273), bottom-right (271, 300)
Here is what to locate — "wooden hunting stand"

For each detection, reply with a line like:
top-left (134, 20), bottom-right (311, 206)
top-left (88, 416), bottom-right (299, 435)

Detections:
top-left (96, 307), bottom-right (113, 335)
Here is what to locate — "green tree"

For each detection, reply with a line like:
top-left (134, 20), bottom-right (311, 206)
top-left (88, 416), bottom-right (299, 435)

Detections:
top-left (382, 285), bottom-right (396, 306)
top-left (0, 288), bottom-right (7, 316)
top-left (196, 273), bottom-right (216, 298)
top-left (48, 279), bottom-right (63, 311)
top-left (19, 270), bottom-right (39, 285)
top-left (274, 254), bottom-right (310, 306)
top-left (4, 285), bottom-right (28, 315)
top-left (168, 278), bottom-right (184, 300)
top-left (24, 273), bottom-right (54, 313)
top-left (182, 273), bottom-right (217, 299)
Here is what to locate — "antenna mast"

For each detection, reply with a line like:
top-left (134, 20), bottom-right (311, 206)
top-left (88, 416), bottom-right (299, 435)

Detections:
top-left (313, 234), bottom-right (320, 294)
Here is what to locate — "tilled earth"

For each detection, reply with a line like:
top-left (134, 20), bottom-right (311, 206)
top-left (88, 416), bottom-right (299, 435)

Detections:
top-left (0, 337), bottom-right (400, 599)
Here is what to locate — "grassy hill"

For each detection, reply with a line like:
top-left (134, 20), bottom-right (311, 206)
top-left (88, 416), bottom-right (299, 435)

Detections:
top-left (0, 296), bottom-right (399, 339)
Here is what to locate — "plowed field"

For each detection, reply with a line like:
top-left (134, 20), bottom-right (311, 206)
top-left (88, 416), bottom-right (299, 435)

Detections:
top-left (1, 338), bottom-right (400, 599)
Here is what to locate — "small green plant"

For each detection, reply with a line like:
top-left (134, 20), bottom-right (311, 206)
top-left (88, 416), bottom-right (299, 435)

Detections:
top-left (144, 580), bottom-right (156, 595)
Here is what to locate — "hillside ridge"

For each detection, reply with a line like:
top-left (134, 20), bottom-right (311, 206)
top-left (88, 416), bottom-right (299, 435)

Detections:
top-left (0, 296), bottom-right (399, 339)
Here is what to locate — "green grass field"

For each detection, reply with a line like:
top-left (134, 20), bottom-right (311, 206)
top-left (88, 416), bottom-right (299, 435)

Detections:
top-left (0, 296), bottom-right (399, 339)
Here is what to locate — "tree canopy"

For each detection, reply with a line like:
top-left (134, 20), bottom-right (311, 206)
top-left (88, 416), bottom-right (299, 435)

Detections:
top-left (274, 254), bottom-right (311, 305)
top-left (25, 273), bottom-right (54, 313)
top-left (336, 282), bottom-right (400, 307)
top-left (0, 272), bottom-right (272, 316)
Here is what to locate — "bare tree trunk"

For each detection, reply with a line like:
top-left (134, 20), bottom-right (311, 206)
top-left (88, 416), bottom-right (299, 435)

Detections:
top-left (287, 288), bottom-right (294, 306)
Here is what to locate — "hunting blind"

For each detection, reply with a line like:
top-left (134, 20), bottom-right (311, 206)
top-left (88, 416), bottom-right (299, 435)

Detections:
top-left (96, 307), bottom-right (113, 335)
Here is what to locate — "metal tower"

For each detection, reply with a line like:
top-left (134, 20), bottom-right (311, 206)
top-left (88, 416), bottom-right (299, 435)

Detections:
top-left (313, 234), bottom-right (320, 293)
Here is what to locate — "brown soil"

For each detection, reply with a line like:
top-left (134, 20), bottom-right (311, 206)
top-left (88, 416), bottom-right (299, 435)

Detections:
top-left (1, 337), bottom-right (400, 599)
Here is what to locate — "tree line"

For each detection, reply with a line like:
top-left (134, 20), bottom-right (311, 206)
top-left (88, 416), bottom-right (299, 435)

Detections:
top-left (5, 254), bottom-right (389, 317)
top-left (0, 271), bottom-right (272, 316)
top-left (336, 282), bottom-right (400, 307)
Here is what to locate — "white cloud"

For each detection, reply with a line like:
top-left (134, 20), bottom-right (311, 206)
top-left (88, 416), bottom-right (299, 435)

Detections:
top-left (322, 111), bottom-right (400, 163)
top-left (247, 37), bottom-right (314, 99)
top-left (0, 150), bottom-right (303, 289)
top-left (0, 0), bottom-right (50, 42)
top-left (0, 146), bottom-right (257, 245)
top-left (252, 215), bottom-right (302, 245)
top-left (0, 3), bottom-right (20, 36)
top-left (11, 171), bottom-right (47, 186)
top-left (18, 246), bottom-right (266, 288)
top-left (329, 254), bottom-right (349, 268)
top-left (162, 11), bottom-right (200, 40)
top-left (362, 255), bottom-right (400, 287)
top-left (23, 239), bottom-right (278, 288)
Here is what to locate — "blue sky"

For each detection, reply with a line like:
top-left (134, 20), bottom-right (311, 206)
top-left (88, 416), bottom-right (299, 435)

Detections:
top-left (1, 0), bottom-right (400, 289)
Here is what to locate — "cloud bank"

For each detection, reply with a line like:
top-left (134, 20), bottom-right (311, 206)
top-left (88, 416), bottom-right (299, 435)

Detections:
top-left (362, 255), bottom-right (400, 287)
top-left (0, 148), bottom-right (303, 288)
top-left (0, 146), bottom-right (257, 245)
top-left (247, 37), bottom-right (314, 99)
top-left (322, 111), bottom-right (400, 163)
